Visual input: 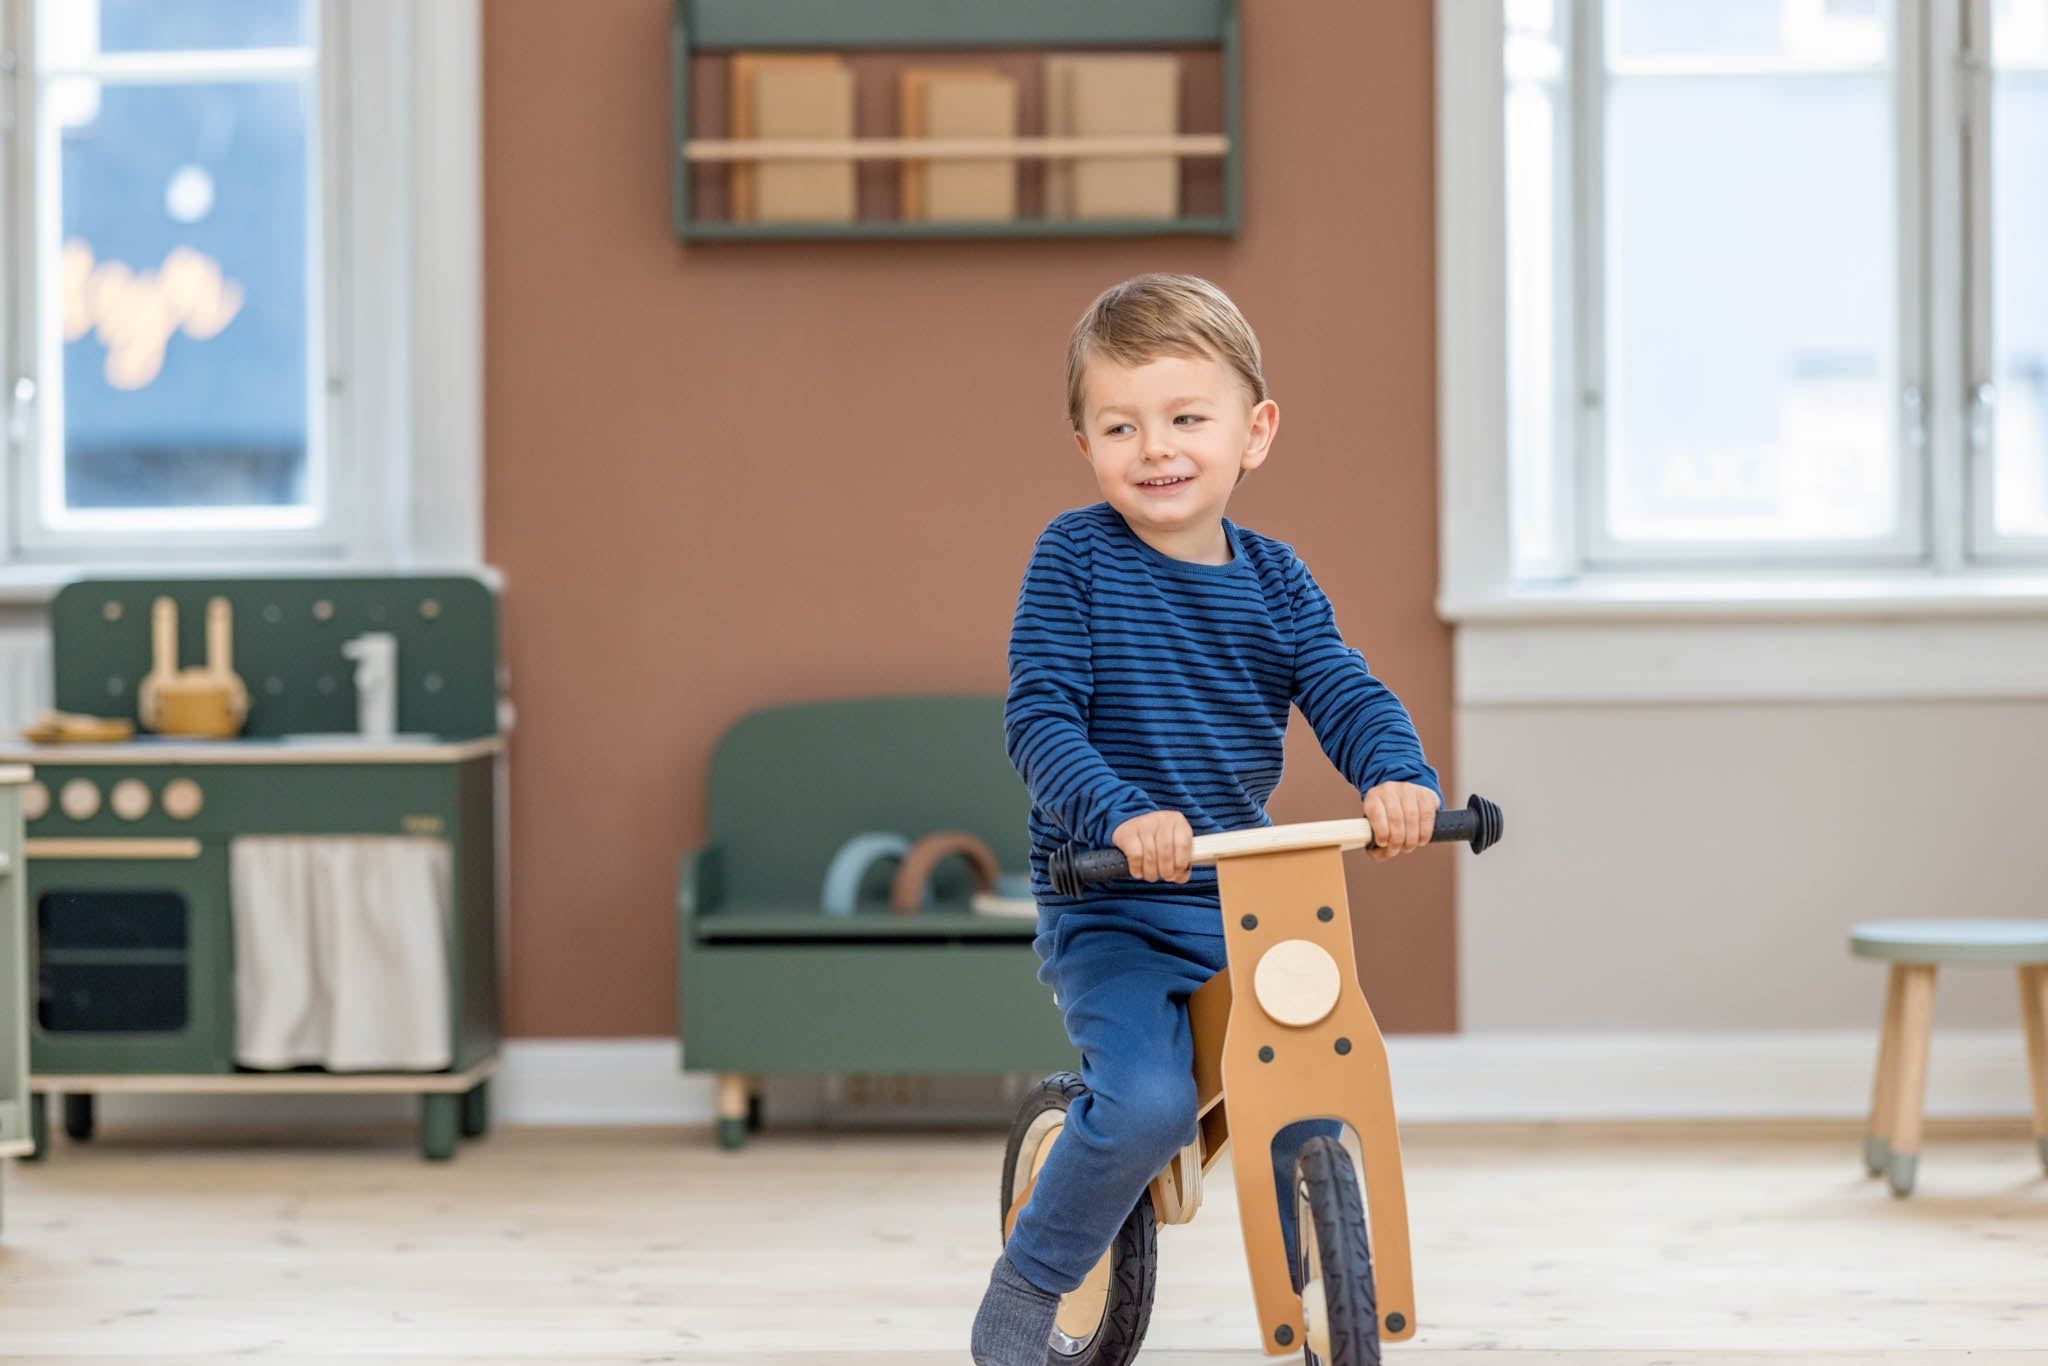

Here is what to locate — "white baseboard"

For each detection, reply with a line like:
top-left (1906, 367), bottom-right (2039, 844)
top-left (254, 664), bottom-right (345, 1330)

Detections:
top-left (1383, 1030), bottom-right (2030, 1122)
top-left (57, 1030), bottom-right (2032, 1133)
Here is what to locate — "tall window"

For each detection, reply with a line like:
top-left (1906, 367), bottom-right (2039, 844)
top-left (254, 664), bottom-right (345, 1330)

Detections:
top-left (11, 0), bottom-right (330, 557)
top-left (1504, 0), bottom-right (2048, 577)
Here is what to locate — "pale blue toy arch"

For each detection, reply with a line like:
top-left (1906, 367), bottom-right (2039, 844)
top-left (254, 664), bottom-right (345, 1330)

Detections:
top-left (821, 833), bottom-right (913, 916)
top-left (820, 833), bottom-right (1036, 914)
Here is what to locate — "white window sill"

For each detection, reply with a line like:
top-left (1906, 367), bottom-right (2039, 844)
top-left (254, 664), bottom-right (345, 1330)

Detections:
top-left (1440, 570), bottom-right (2048, 625)
top-left (0, 560), bottom-right (501, 607)
top-left (1444, 572), bottom-right (2048, 705)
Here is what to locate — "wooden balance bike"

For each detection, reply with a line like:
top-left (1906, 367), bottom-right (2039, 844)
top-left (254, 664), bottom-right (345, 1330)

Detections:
top-left (1000, 794), bottom-right (1503, 1365)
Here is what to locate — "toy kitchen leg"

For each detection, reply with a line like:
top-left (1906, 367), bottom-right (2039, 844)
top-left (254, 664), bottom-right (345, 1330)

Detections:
top-left (23, 1093), bottom-right (44, 1162)
top-left (461, 1078), bottom-right (491, 1138)
top-left (1215, 845), bottom-right (1417, 1355)
top-left (62, 1093), bottom-right (95, 1141)
top-left (422, 1093), bottom-right (461, 1162)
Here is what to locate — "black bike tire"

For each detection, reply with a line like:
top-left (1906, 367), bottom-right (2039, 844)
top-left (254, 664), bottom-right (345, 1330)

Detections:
top-left (998, 1072), bottom-right (1158, 1366)
top-left (1295, 1134), bottom-right (1380, 1366)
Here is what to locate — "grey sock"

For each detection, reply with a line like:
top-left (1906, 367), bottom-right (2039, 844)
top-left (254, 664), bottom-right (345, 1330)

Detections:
top-left (971, 1251), bottom-right (1060, 1366)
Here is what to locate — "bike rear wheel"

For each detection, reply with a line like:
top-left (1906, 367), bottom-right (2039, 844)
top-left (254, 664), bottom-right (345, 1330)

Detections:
top-left (999, 1072), bottom-right (1158, 1365)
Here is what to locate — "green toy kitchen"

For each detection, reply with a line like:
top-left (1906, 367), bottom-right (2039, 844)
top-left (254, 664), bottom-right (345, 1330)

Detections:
top-left (0, 575), bottom-right (504, 1162)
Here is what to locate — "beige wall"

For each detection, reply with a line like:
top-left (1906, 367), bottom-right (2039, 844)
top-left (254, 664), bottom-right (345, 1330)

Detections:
top-left (483, 2), bottom-right (1457, 1037)
top-left (1459, 699), bottom-right (2048, 1032)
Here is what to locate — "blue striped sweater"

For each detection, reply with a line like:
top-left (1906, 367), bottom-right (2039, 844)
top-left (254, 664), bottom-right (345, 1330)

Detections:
top-left (1005, 502), bottom-right (1440, 933)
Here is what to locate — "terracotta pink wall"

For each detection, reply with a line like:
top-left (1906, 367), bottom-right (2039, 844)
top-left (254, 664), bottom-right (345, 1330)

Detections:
top-left (483, 0), bottom-right (1454, 1037)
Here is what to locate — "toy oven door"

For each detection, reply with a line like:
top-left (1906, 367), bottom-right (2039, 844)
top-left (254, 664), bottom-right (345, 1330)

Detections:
top-left (26, 838), bottom-right (231, 1075)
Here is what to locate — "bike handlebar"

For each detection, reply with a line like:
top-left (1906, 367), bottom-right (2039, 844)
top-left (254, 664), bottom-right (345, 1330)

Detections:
top-left (1046, 793), bottom-right (1503, 898)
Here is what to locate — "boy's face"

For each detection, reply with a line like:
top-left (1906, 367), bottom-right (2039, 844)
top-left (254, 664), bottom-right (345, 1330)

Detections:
top-left (1073, 350), bottom-right (1278, 545)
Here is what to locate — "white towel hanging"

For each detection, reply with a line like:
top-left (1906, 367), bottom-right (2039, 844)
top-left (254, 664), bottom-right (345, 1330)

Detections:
top-left (230, 837), bottom-right (453, 1071)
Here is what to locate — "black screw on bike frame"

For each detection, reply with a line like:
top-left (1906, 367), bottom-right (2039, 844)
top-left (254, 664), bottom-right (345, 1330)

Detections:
top-left (1274, 1325), bottom-right (1294, 1347)
top-left (1241, 914), bottom-right (1258, 930)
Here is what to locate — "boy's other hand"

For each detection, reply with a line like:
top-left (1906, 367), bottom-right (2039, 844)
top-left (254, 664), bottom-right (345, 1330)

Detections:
top-left (1363, 782), bottom-right (1440, 862)
top-left (1111, 810), bottom-right (1194, 883)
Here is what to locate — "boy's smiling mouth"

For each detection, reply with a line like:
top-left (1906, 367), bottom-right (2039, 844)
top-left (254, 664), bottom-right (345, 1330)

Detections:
top-left (1138, 475), bottom-right (1192, 490)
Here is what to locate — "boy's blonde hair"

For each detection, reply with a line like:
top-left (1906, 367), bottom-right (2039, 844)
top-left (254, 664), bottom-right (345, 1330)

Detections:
top-left (1065, 273), bottom-right (1269, 431)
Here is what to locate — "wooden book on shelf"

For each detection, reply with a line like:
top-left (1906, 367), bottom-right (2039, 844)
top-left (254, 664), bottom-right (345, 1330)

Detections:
top-left (1042, 55), bottom-right (1079, 220)
top-left (1043, 54), bottom-right (1182, 221)
top-left (899, 68), bottom-right (1019, 222)
top-left (729, 53), bottom-right (856, 224)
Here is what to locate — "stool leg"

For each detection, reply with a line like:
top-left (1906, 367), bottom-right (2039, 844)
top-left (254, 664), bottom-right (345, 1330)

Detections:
top-left (1886, 965), bottom-right (1937, 1197)
top-left (2019, 965), bottom-right (2048, 1174)
top-left (1865, 965), bottom-right (1907, 1176)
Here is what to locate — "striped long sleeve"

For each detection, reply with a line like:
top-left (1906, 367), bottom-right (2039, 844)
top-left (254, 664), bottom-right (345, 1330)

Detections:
top-left (1287, 558), bottom-right (1441, 799)
top-left (1004, 520), bottom-right (1164, 849)
top-left (1004, 503), bottom-right (1439, 926)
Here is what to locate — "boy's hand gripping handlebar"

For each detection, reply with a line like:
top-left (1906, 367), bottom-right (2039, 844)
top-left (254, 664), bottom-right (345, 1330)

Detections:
top-left (1047, 793), bottom-right (1503, 897)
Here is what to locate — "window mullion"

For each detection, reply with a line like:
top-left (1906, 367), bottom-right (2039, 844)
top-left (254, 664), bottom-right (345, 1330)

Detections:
top-left (1546, 0), bottom-right (1581, 581)
top-left (1896, 0), bottom-right (1941, 570)
top-left (1930, 0), bottom-right (1976, 567)
top-left (1960, 0), bottom-right (2014, 559)
top-left (1572, 0), bottom-right (1605, 574)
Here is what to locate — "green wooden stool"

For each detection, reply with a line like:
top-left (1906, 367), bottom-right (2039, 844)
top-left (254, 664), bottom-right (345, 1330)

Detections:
top-left (1850, 919), bottom-right (2048, 1197)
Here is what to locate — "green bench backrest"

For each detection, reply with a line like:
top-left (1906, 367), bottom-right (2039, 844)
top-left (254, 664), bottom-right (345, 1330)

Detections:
top-left (707, 695), bottom-right (1030, 904)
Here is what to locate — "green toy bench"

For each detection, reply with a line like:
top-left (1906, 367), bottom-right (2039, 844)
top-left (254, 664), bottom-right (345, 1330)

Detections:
top-left (677, 695), bottom-right (1073, 1148)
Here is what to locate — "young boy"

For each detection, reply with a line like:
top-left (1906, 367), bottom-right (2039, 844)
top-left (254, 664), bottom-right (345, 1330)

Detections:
top-left (972, 274), bottom-right (1441, 1364)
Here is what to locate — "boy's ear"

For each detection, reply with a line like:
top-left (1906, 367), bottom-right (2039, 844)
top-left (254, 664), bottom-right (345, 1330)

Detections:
top-left (1072, 428), bottom-right (1091, 462)
top-left (1239, 398), bottom-right (1279, 474)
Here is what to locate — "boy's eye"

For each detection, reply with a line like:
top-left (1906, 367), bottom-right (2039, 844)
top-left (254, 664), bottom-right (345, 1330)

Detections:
top-left (1175, 414), bottom-right (1206, 426)
top-left (1104, 423), bottom-right (1133, 437)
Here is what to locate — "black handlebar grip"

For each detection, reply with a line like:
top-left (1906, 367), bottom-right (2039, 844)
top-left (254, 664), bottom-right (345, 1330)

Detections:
top-left (1364, 792), bottom-right (1503, 855)
top-left (1048, 793), bottom-right (1503, 896)
top-left (1047, 842), bottom-right (1130, 897)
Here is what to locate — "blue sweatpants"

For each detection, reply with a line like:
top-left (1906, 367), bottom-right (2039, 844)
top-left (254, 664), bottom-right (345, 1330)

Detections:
top-left (1004, 909), bottom-right (1342, 1295)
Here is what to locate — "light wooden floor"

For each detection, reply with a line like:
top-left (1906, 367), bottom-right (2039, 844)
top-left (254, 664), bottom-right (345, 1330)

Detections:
top-left (0, 1120), bottom-right (2044, 1363)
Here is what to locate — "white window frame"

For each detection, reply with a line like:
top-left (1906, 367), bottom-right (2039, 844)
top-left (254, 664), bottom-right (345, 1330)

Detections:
top-left (1441, 0), bottom-right (2048, 624)
top-left (0, 0), bottom-right (481, 582)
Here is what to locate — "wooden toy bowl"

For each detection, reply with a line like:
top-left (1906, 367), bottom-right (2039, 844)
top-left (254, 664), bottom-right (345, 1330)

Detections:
top-left (1003, 795), bottom-right (1502, 1365)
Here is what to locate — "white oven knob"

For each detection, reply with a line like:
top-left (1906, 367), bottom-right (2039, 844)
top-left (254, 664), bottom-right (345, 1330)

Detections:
top-left (21, 780), bottom-right (47, 821)
top-left (59, 778), bottom-right (101, 821)
top-left (162, 778), bottom-right (204, 821)
top-left (110, 778), bottom-right (152, 821)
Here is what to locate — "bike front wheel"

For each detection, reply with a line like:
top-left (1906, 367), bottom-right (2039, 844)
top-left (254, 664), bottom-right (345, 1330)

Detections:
top-left (1293, 1134), bottom-right (1380, 1366)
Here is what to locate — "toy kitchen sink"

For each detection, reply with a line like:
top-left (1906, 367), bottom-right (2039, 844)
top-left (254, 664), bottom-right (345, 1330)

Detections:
top-left (0, 576), bottom-right (504, 1162)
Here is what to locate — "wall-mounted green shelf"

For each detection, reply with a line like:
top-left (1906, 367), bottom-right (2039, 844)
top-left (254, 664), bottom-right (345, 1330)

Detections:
top-left (671, 0), bottom-right (1242, 243)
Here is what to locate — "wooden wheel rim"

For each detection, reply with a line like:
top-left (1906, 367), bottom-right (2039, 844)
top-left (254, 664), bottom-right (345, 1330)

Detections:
top-left (1297, 1175), bottom-right (1330, 1361)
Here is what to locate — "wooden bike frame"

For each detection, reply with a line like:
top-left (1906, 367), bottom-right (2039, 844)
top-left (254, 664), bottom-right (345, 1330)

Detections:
top-left (1142, 822), bottom-right (1415, 1353)
top-left (1014, 801), bottom-right (1500, 1355)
